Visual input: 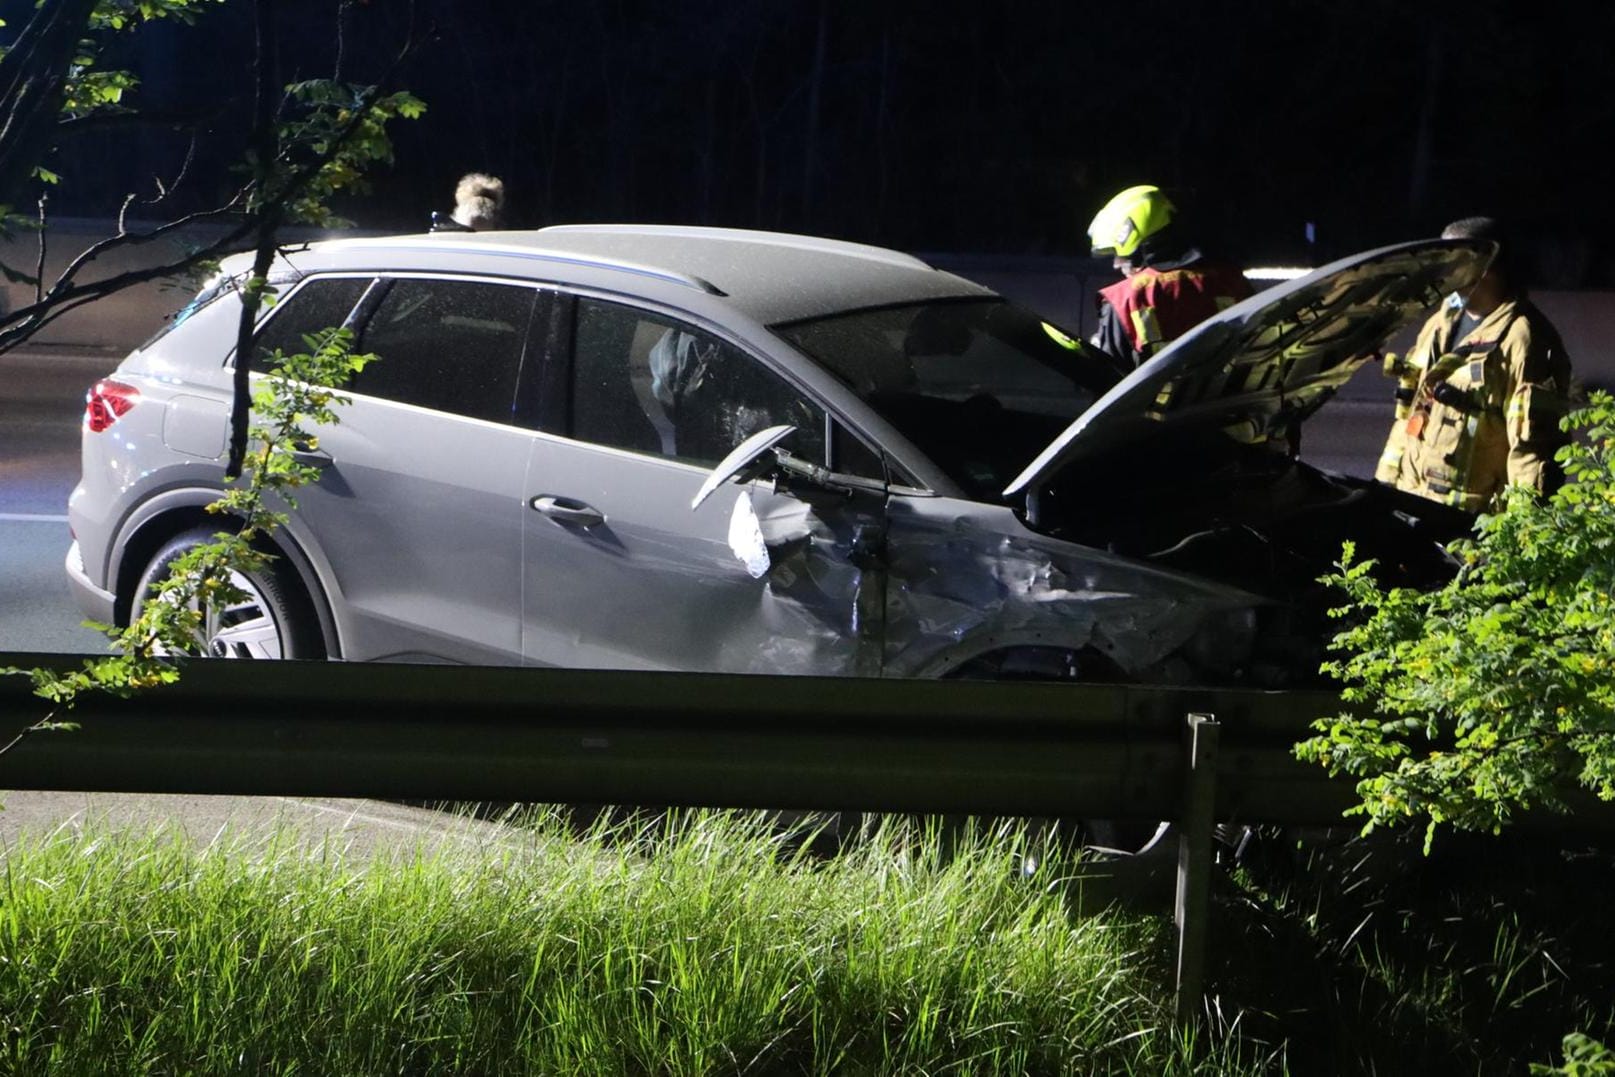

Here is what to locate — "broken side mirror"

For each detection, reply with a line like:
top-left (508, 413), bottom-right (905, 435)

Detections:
top-left (690, 425), bottom-right (853, 511)
top-left (692, 426), bottom-right (860, 579)
top-left (691, 425), bottom-right (797, 510)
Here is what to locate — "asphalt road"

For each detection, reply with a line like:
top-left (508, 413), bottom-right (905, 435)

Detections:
top-left (0, 789), bottom-right (525, 859)
top-left (1, 349), bottom-right (120, 653)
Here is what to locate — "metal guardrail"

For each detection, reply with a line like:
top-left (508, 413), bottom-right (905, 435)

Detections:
top-left (1, 651), bottom-right (1355, 1022)
top-left (7, 652), bottom-right (1615, 1026)
top-left (0, 653), bottom-right (1354, 823)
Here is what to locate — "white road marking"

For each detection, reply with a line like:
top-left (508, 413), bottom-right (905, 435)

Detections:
top-left (273, 797), bottom-right (433, 833)
top-left (0, 514), bottom-right (69, 522)
top-left (273, 796), bottom-right (504, 840)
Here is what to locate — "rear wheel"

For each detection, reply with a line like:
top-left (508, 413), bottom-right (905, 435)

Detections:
top-left (131, 526), bottom-right (324, 659)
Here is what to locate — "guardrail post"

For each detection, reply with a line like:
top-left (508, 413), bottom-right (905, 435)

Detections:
top-left (1174, 711), bottom-right (1219, 1024)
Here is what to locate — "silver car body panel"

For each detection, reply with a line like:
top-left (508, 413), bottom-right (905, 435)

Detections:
top-left (63, 541), bottom-right (114, 624)
top-left (519, 440), bottom-right (887, 675)
top-left (286, 392), bottom-right (531, 665)
top-left (879, 494), bottom-right (1259, 678)
top-left (69, 227), bottom-right (1456, 678)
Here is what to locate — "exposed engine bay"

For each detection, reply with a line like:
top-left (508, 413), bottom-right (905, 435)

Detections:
top-left (1019, 429), bottom-right (1471, 686)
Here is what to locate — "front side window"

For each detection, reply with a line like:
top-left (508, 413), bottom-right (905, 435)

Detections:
top-left (352, 278), bottom-right (537, 425)
top-left (570, 298), bottom-right (827, 468)
top-left (776, 299), bottom-right (1117, 499)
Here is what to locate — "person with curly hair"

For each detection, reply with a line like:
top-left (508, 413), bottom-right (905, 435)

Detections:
top-left (430, 172), bottom-right (505, 232)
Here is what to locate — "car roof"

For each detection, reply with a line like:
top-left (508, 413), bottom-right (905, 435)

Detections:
top-left (267, 225), bottom-right (996, 325)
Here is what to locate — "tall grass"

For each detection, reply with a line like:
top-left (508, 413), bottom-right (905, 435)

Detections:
top-left (1218, 829), bottom-right (1615, 1074)
top-left (0, 810), bottom-right (1260, 1075)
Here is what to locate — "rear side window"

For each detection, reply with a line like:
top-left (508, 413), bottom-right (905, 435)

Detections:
top-left (570, 297), bottom-right (827, 468)
top-left (141, 272), bottom-right (238, 352)
top-left (352, 278), bottom-right (538, 426)
top-left (251, 277), bottom-right (372, 371)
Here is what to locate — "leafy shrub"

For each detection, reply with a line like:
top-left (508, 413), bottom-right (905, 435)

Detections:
top-left (1533, 1033), bottom-right (1615, 1076)
top-left (1298, 393), bottom-right (1615, 846)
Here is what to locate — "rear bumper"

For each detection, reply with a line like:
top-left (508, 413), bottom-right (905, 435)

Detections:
top-left (65, 541), bottom-right (116, 625)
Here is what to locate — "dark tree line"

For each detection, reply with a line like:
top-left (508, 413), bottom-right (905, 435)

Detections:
top-left (28, 0), bottom-right (1615, 281)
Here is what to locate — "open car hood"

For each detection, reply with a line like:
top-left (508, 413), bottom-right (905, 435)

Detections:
top-left (1002, 238), bottom-right (1493, 497)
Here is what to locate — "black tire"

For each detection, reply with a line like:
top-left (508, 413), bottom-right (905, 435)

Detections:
top-left (131, 525), bottom-right (324, 659)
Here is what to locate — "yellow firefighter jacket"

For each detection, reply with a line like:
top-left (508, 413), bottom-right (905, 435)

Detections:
top-left (1375, 296), bottom-right (1572, 512)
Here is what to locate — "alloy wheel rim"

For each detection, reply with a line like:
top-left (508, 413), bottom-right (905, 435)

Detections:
top-left (202, 574), bottom-right (284, 658)
top-left (141, 569), bottom-right (284, 659)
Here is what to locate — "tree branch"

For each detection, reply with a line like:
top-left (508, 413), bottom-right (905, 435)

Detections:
top-left (226, 0), bottom-right (284, 479)
top-left (34, 193), bottom-right (48, 304)
top-left (1, 0), bottom-right (430, 373)
top-left (0, 214), bottom-right (260, 352)
top-left (223, 3), bottom-right (429, 474)
top-left (0, 0), bottom-right (100, 208)
top-left (53, 104), bottom-right (225, 138)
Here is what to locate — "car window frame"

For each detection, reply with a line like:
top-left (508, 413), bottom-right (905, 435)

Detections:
top-left (345, 273), bottom-right (545, 430)
top-left (228, 272), bottom-right (383, 371)
top-left (238, 271), bottom-right (548, 432)
top-left (545, 288), bottom-right (890, 489)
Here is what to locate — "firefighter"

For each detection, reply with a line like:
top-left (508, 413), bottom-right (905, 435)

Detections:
top-left (1086, 184), bottom-right (1253, 370)
top-left (1375, 216), bottom-right (1573, 512)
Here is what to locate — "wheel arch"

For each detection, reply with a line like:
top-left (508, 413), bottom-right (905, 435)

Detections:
top-left (109, 489), bottom-right (343, 658)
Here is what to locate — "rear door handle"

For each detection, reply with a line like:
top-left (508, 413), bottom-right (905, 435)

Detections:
top-left (530, 495), bottom-right (606, 528)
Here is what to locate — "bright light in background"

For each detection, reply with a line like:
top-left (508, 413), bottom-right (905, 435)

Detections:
top-left (1244, 266), bottom-right (1312, 281)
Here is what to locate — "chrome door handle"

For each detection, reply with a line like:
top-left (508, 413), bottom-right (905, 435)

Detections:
top-left (530, 495), bottom-right (606, 528)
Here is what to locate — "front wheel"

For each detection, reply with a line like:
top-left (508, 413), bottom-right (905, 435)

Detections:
top-left (131, 526), bottom-right (324, 659)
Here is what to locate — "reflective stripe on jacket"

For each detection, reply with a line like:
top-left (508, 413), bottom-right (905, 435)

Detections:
top-left (1094, 259), bottom-right (1252, 369)
top-left (1376, 297), bottom-right (1572, 512)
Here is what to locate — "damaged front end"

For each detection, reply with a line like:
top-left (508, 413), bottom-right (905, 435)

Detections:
top-left (696, 431), bottom-right (1282, 686)
top-left (1014, 429), bottom-right (1469, 686)
top-left (976, 238), bottom-right (1495, 687)
top-left (697, 239), bottom-right (1492, 687)
top-left (880, 493), bottom-right (1276, 686)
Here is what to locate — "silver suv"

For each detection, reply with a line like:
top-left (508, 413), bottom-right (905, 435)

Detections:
top-left (67, 226), bottom-right (1484, 683)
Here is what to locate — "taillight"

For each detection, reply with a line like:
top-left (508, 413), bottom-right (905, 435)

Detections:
top-left (85, 378), bottom-right (139, 433)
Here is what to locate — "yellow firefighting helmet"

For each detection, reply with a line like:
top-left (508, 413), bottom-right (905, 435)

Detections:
top-left (1088, 185), bottom-right (1176, 259)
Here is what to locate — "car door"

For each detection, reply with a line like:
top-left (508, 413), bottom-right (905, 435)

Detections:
top-left (262, 274), bottom-right (542, 664)
top-left (520, 294), bottom-right (888, 675)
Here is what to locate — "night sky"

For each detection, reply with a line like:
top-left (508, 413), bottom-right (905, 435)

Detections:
top-left (33, 0), bottom-right (1615, 284)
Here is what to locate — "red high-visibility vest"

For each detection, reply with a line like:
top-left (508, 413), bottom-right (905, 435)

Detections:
top-left (1098, 261), bottom-right (1252, 359)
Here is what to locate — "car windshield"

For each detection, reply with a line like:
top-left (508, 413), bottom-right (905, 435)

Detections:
top-left (774, 299), bottom-right (1122, 499)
